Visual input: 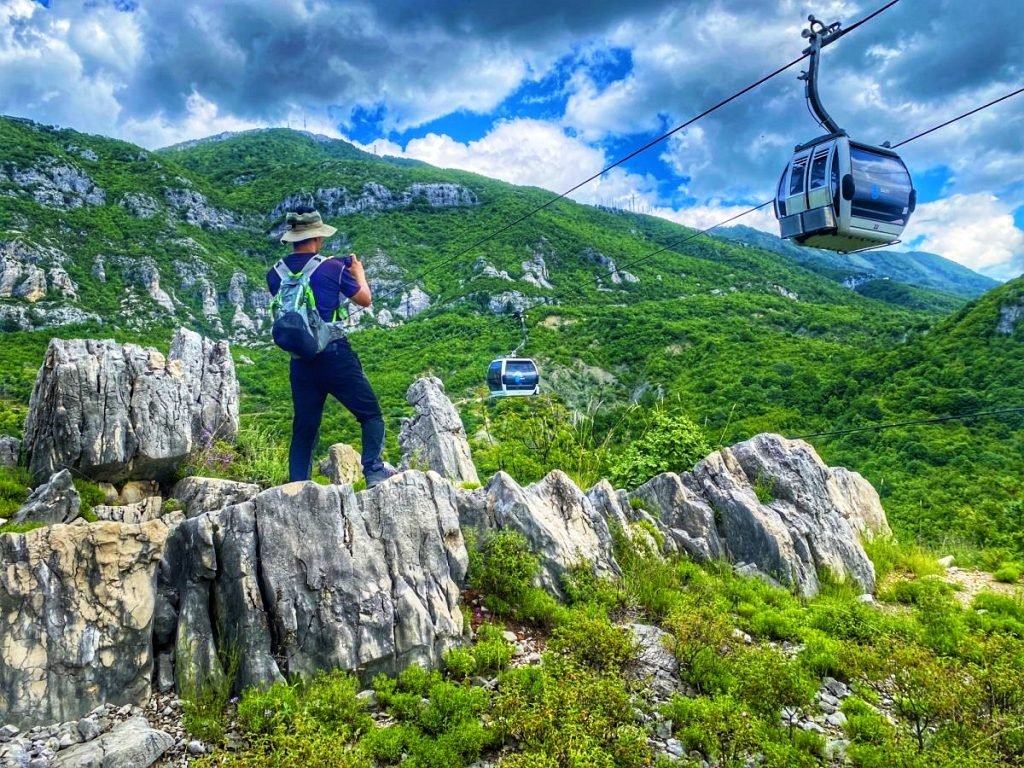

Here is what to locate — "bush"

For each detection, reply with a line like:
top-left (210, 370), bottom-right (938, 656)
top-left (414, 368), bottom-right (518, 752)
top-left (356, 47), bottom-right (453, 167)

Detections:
top-left (662, 694), bottom-right (763, 766)
top-left (608, 410), bottom-right (710, 489)
top-left (547, 608), bottom-right (637, 673)
top-left (994, 562), bottom-right (1022, 583)
top-left (469, 530), bottom-right (540, 615)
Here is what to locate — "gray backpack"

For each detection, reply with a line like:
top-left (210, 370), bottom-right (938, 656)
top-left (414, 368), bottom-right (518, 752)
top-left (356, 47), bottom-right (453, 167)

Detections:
top-left (269, 255), bottom-right (336, 358)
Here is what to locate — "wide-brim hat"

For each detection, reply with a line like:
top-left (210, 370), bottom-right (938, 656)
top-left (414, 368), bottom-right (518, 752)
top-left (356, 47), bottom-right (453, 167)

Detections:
top-left (280, 209), bottom-right (338, 242)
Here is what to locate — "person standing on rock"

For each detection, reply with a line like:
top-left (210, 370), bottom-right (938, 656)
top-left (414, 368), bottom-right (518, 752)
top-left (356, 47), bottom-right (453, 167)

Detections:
top-left (266, 206), bottom-right (397, 488)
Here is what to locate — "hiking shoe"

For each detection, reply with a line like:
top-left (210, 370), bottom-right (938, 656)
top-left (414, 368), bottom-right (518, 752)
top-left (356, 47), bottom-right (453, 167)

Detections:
top-left (365, 462), bottom-right (399, 489)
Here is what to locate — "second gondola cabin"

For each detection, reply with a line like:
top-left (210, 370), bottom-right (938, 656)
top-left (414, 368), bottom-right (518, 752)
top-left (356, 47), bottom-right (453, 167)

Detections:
top-left (775, 133), bottom-right (915, 253)
top-left (486, 357), bottom-right (540, 397)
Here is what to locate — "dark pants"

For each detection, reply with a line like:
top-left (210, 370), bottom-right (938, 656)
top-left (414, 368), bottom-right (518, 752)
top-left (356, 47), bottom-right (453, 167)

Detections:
top-left (288, 338), bottom-right (385, 482)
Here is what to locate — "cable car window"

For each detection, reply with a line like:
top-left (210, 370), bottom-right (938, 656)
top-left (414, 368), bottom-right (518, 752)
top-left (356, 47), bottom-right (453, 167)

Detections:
top-left (788, 156), bottom-right (808, 196)
top-left (849, 147), bottom-right (913, 225)
top-left (831, 154), bottom-right (840, 214)
top-left (486, 362), bottom-right (502, 388)
top-left (809, 149), bottom-right (829, 190)
top-left (505, 361), bottom-right (537, 377)
top-left (776, 168), bottom-right (788, 216)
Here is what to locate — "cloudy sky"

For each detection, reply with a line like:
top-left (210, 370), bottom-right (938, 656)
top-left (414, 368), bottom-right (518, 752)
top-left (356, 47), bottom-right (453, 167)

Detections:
top-left (2, 0), bottom-right (1022, 280)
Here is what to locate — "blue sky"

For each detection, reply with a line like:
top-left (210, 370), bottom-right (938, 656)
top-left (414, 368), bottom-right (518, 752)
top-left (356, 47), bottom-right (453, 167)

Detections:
top-left (3, 0), bottom-right (1023, 279)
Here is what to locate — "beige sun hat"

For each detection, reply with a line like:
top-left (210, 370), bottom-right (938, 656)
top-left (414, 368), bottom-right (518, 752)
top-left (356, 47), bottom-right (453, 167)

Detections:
top-left (280, 209), bottom-right (338, 243)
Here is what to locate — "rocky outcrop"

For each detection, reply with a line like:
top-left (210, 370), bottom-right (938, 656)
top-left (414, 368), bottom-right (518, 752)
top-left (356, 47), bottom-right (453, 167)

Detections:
top-left (170, 476), bottom-right (260, 518)
top-left (474, 257), bottom-right (512, 281)
top-left (22, 328), bottom-right (239, 483)
top-left (0, 518), bottom-right (173, 730)
top-left (271, 182), bottom-right (478, 220)
top-left (166, 473), bottom-right (467, 694)
top-left (318, 443), bottom-right (363, 485)
top-left (487, 291), bottom-right (545, 315)
top-left (396, 287), bottom-right (431, 319)
top-left (399, 378), bottom-right (479, 484)
top-left (459, 470), bottom-right (620, 597)
top-left (10, 469), bottom-right (80, 526)
top-left (163, 188), bottom-right (238, 230)
top-left (0, 436), bottom-right (18, 467)
top-left (118, 192), bottom-right (161, 219)
top-left (687, 434), bottom-right (881, 596)
top-left (582, 247), bottom-right (638, 285)
top-left (92, 497), bottom-right (163, 524)
top-left (0, 158), bottom-right (105, 209)
top-left (50, 716), bottom-right (173, 768)
top-left (996, 299), bottom-right (1022, 335)
top-left (521, 252), bottom-right (553, 289)
top-left (0, 240), bottom-right (78, 304)
top-left (132, 259), bottom-right (175, 313)
top-left (629, 473), bottom-right (724, 562)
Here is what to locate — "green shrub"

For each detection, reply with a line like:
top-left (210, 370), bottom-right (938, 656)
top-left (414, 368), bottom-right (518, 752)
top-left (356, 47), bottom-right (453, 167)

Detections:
top-left (301, 670), bottom-right (373, 739)
top-left (862, 537), bottom-right (944, 581)
top-left (993, 562), bottom-right (1022, 583)
top-left (548, 608), bottom-right (637, 673)
top-left (560, 561), bottom-right (626, 611)
top-left (177, 643), bottom-right (239, 744)
top-left (471, 622), bottom-right (514, 677)
top-left (443, 647), bottom-right (477, 680)
top-left (662, 694), bottom-right (763, 766)
top-left (0, 466), bottom-right (30, 518)
top-left (731, 646), bottom-right (817, 720)
top-left (753, 472), bottom-right (776, 504)
top-left (237, 682), bottom-right (302, 736)
top-left (470, 530), bottom-right (540, 614)
top-left (608, 410), bottom-right (710, 489)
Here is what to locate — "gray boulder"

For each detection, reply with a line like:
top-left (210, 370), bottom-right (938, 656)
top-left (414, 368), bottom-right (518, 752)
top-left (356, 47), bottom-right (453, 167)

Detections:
top-left (318, 443), bottom-right (362, 485)
top-left (586, 480), bottom-right (669, 554)
top-left (461, 470), bottom-right (619, 597)
top-left (630, 473), bottom-right (724, 561)
top-left (399, 377), bottom-right (479, 485)
top-left (170, 476), bottom-right (260, 518)
top-left (22, 328), bottom-right (239, 483)
top-left (169, 471), bottom-right (467, 694)
top-left (688, 434), bottom-right (878, 596)
top-left (0, 436), bottom-right (19, 468)
top-left (0, 518), bottom-right (172, 729)
top-left (628, 623), bottom-right (681, 700)
top-left (10, 469), bottom-right (80, 526)
top-left (51, 716), bottom-right (172, 768)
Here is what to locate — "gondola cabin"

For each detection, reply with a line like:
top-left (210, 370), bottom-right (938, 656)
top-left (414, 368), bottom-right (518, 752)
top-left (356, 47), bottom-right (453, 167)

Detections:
top-left (487, 357), bottom-right (540, 397)
top-left (775, 133), bottom-right (915, 252)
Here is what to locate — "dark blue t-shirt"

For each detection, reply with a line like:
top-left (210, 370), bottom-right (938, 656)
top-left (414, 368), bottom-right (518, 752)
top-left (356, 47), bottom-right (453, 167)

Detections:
top-left (266, 253), bottom-right (361, 323)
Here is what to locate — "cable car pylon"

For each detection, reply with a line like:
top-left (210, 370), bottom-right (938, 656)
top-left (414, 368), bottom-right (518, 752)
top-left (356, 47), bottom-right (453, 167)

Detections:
top-left (774, 15), bottom-right (916, 253)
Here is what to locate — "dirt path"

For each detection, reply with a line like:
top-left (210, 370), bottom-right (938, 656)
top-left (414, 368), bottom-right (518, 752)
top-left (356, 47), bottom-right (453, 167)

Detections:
top-left (944, 566), bottom-right (1023, 607)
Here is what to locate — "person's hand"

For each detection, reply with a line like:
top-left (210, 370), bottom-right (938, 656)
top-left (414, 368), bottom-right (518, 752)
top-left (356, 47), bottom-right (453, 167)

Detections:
top-left (348, 252), bottom-right (365, 278)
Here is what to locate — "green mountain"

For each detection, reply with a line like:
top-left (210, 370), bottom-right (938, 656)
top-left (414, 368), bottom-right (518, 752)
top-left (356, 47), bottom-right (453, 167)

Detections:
top-left (0, 116), bottom-right (1019, 555)
top-left (715, 224), bottom-right (1001, 299)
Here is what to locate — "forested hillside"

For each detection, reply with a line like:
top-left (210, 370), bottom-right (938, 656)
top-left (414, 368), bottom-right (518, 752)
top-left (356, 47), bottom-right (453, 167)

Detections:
top-left (0, 117), bottom-right (1019, 557)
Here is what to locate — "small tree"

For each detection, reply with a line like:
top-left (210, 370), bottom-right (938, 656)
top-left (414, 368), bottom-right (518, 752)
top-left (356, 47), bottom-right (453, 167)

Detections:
top-left (609, 409), bottom-right (710, 489)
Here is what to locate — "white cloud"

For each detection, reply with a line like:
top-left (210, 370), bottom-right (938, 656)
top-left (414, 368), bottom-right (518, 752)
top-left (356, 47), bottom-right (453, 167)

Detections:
top-left (651, 199), bottom-right (779, 236)
top-left (907, 194), bottom-right (1024, 280)
top-left (369, 119), bottom-right (658, 208)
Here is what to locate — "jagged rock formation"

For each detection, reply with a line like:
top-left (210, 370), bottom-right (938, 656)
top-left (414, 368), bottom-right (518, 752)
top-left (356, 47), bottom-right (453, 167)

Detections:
top-left (10, 469), bottom-right (80, 526)
top-left (0, 158), bottom-right (105, 209)
top-left (171, 476), bottom-right (260, 518)
top-left (521, 252), bottom-right (553, 289)
top-left (0, 240), bottom-right (78, 304)
top-left (0, 517), bottom-right (175, 730)
top-left (22, 328), bottom-right (239, 483)
top-left (474, 257), bottom-right (512, 281)
top-left (399, 378), bottom-right (479, 484)
top-left (164, 474), bottom-right (467, 694)
top-left (163, 188), bottom-right (238, 230)
top-left (583, 247), bottom-right (638, 285)
top-left (118, 191), bottom-right (161, 219)
top-left (687, 435), bottom-right (882, 596)
top-left (92, 497), bottom-right (163, 524)
top-left (459, 470), bottom-right (620, 597)
top-left (319, 443), bottom-right (363, 485)
top-left (487, 290), bottom-right (545, 315)
top-left (0, 436), bottom-right (17, 467)
top-left (397, 286), bottom-right (431, 319)
top-left (271, 182), bottom-right (478, 220)
top-left (997, 299), bottom-right (1022, 335)
top-left (630, 472), bottom-right (725, 562)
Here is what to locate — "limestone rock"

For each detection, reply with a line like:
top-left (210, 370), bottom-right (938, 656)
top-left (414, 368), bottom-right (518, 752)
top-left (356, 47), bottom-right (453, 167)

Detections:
top-left (583, 247), bottom-right (638, 285)
top-left (4, 158), bottom-right (105, 210)
top-left (319, 443), bottom-right (363, 485)
top-left (119, 481), bottom-right (160, 506)
top-left (399, 377), bottom-right (479, 484)
top-left (628, 624), bottom-right (681, 699)
top-left (169, 472), bottom-right (466, 694)
top-left (23, 328), bottom-right (239, 483)
top-left (463, 470), bottom-right (619, 597)
top-left (688, 434), bottom-right (877, 597)
top-left (586, 480), bottom-right (670, 554)
top-left (51, 716), bottom-right (173, 768)
top-left (92, 497), bottom-right (163, 524)
top-left (170, 476), bottom-right (260, 518)
top-left (521, 252), bottom-right (553, 289)
top-left (118, 192), bottom-right (161, 219)
top-left (0, 436), bottom-right (18, 467)
top-left (630, 473), bottom-right (724, 561)
top-left (163, 188), bottom-right (238, 230)
top-left (271, 182), bottom-right (477, 220)
top-left (10, 469), bottom-right (80, 526)
top-left (996, 299), bottom-right (1022, 335)
top-left (0, 519), bottom-right (171, 729)
top-left (396, 287), bottom-right (431, 319)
